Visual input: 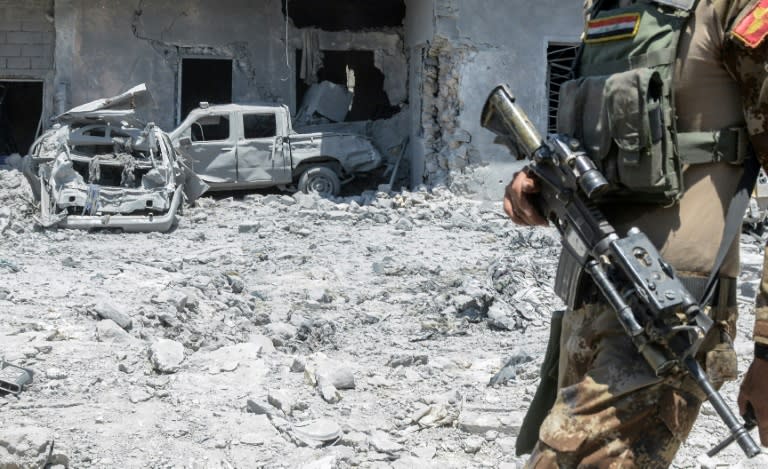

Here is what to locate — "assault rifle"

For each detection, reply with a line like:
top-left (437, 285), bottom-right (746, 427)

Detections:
top-left (481, 84), bottom-right (761, 458)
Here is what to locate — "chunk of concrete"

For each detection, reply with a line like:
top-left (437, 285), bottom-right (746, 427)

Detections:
top-left (93, 302), bottom-right (132, 331)
top-left (96, 319), bottom-right (131, 343)
top-left (457, 409), bottom-right (525, 436)
top-left (297, 81), bottom-right (353, 123)
top-left (149, 339), bottom-right (185, 374)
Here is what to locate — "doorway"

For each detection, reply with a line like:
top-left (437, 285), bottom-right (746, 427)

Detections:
top-left (179, 58), bottom-right (233, 122)
top-left (0, 81), bottom-right (43, 157)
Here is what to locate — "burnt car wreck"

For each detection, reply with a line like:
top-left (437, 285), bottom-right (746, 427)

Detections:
top-left (23, 85), bottom-right (207, 233)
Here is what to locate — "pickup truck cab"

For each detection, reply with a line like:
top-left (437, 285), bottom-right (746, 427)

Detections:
top-left (169, 103), bottom-right (383, 196)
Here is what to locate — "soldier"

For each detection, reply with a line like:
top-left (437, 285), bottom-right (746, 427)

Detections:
top-left (504, 0), bottom-right (768, 467)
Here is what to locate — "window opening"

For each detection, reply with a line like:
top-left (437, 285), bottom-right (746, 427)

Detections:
top-left (191, 115), bottom-right (230, 142)
top-left (180, 58), bottom-right (233, 122)
top-left (546, 43), bottom-right (580, 134)
top-left (243, 114), bottom-right (277, 139)
top-left (0, 81), bottom-right (44, 158)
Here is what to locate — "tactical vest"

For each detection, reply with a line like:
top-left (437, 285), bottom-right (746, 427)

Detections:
top-left (557, 0), bottom-right (750, 204)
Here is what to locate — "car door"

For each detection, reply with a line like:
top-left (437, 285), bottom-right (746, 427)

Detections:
top-left (179, 112), bottom-right (237, 183)
top-left (236, 111), bottom-right (291, 184)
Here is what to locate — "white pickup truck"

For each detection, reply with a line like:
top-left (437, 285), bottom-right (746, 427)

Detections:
top-left (169, 103), bottom-right (383, 196)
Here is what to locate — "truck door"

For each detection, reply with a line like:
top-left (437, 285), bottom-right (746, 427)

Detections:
top-left (180, 112), bottom-right (237, 183)
top-left (236, 111), bottom-right (291, 184)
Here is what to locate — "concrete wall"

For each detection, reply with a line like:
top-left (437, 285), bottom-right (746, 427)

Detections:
top-left (52, 0), bottom-right (408, 144)
top-left (409, 0), bottom-right (583, 198)
top-left (0, 0), bottom-right (55, 118)
top-left (55, 0), bottom-right (291, 130)
top-left (456, 0), bottom-right (583, 198)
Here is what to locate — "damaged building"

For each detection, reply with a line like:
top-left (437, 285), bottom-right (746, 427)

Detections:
top-left (1, 0), bottom-right (583, 198)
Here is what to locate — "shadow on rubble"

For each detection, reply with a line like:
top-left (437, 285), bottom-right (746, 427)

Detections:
top-left (204, 166), bottom-right (394, 202)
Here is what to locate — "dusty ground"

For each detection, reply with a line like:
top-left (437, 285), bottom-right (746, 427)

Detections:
top-left (0, 167), bottom-right (766, 469)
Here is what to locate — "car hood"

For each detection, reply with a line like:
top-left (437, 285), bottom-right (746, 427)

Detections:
top-left (55, 84), bottom-right (150, 125)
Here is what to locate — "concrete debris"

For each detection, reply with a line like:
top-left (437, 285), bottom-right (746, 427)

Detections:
top-left (368, 430), bottom-right (404, 456)
top-left (411, 404), bottom-right (457, 429)
top-left (290, 419), bottom-right (342, 448)
top-left (268, 390), bottom-right (298, 416)
top-left (387, 354), bottom-right (429, 368)
top-left (149, 339), bottom-right (185, 374)
top-left (246, 398), bottom-right (272, 416)
top-left (0, 427), bottom-right (68, 469)
top-left (296, 81), bottom-right (353, 124)
top-left (486, 299), bottom-right (521, 331)
top-left (458, 409), bottom-right (525, 436)
top-left (93, 302), bottom-right (132, 331)
top-left (489, 351), bottom-right (535, 387)
top-left (314, 362), bottom-right (355, 390)
top-left (0, 165), bottom-right (753, 467)
top-left (44, 368), bottom-right (67, 380)
top-left (318, 384), bottom-right (342, 404)
top-left (462, 435), bottom-right (485, 454)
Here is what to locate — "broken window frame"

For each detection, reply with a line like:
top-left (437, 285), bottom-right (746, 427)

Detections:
top-left (242, 113), bottom-right (278, 140)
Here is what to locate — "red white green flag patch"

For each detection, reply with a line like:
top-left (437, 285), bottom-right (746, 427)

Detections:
top-left (733, 0), bottom-right (768, 48)
top-left (585, 13), bottom-right (641, 44)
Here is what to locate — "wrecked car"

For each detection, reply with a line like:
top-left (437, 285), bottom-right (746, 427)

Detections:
top-left (169, 102), bottom-right (383, 196)
top-left (22, 84), bottom-right (207, 233)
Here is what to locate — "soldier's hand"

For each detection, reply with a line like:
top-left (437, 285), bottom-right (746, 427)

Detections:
top-left (503, 170), bottom-right (547, 226)
top-left (738, 356), bottom-right (768, 446)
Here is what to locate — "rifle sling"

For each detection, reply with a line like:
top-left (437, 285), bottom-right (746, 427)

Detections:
top-left (700, 154), bottom-right (760, 307)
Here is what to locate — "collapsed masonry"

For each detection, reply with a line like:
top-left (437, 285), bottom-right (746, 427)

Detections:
top-left (3, 0), bottom-right (584, 198)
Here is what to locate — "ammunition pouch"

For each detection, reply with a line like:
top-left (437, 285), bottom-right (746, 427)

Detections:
top-left (558, 1), bottom-right (747, 205)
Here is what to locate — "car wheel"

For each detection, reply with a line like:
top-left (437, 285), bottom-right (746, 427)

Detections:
top-left (298, 166), bottom-right (341, 196)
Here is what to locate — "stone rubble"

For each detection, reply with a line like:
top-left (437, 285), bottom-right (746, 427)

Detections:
top-left (0, 166), bottom-right (762, 467)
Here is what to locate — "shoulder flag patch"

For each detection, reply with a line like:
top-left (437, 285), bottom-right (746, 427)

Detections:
top-left (585, 13), bottom-right (641, 44)
top-left (733, 0), bottom-right (768, 48)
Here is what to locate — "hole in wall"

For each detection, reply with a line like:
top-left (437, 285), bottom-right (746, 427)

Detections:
top-left (283, 0), bottom-right (406, 31)
top-left (296, 50), bottom-right (399, 121)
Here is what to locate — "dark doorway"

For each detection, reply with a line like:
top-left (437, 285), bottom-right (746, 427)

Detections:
top-left (283, 0), bottom-right (405, 31)
top-left (0, 81), bottom-right (43, 156)
top-left (180, 58), bottom-right (233, 122)
top-left (296, 50), bottom-right (398, 122)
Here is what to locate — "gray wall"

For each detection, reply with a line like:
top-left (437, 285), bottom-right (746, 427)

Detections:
top-left (55, 0), bottom-right (291, 130)
top-left (407, 0), bottom-right (583, 197)
top-left (0, 0), bottom-right (55, 119)
top-left (456, 0), bottom-right (583, 198)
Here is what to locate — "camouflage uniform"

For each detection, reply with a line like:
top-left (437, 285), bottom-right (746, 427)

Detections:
top-left (525, 1), bottom-right (768, 467)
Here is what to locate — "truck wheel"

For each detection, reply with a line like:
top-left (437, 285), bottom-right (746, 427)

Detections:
top-left (298, 166), bottom-right (341, 196)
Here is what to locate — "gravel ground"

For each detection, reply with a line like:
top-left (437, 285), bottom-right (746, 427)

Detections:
top-left (0, 167), bottom-right (765, 469)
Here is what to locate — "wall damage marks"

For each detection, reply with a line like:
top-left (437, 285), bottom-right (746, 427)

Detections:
top-left (22, 84), bottom-right (206, 233)
top-left (419, 37), bottom-right (477, 188)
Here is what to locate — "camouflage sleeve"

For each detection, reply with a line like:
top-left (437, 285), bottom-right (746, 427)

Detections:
top-left (721, 0), bottom-right (768, 344)
top-left (722, 0), bottom-right (768, 156)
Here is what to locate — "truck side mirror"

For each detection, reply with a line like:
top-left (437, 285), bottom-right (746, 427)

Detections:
top-left (179, 137), bottom-right (192, 147)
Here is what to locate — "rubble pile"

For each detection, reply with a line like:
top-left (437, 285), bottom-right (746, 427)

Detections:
top-left (0, 167), bottom-right (35, 238)
top-left (0, 171), bottom-right (763, 468)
